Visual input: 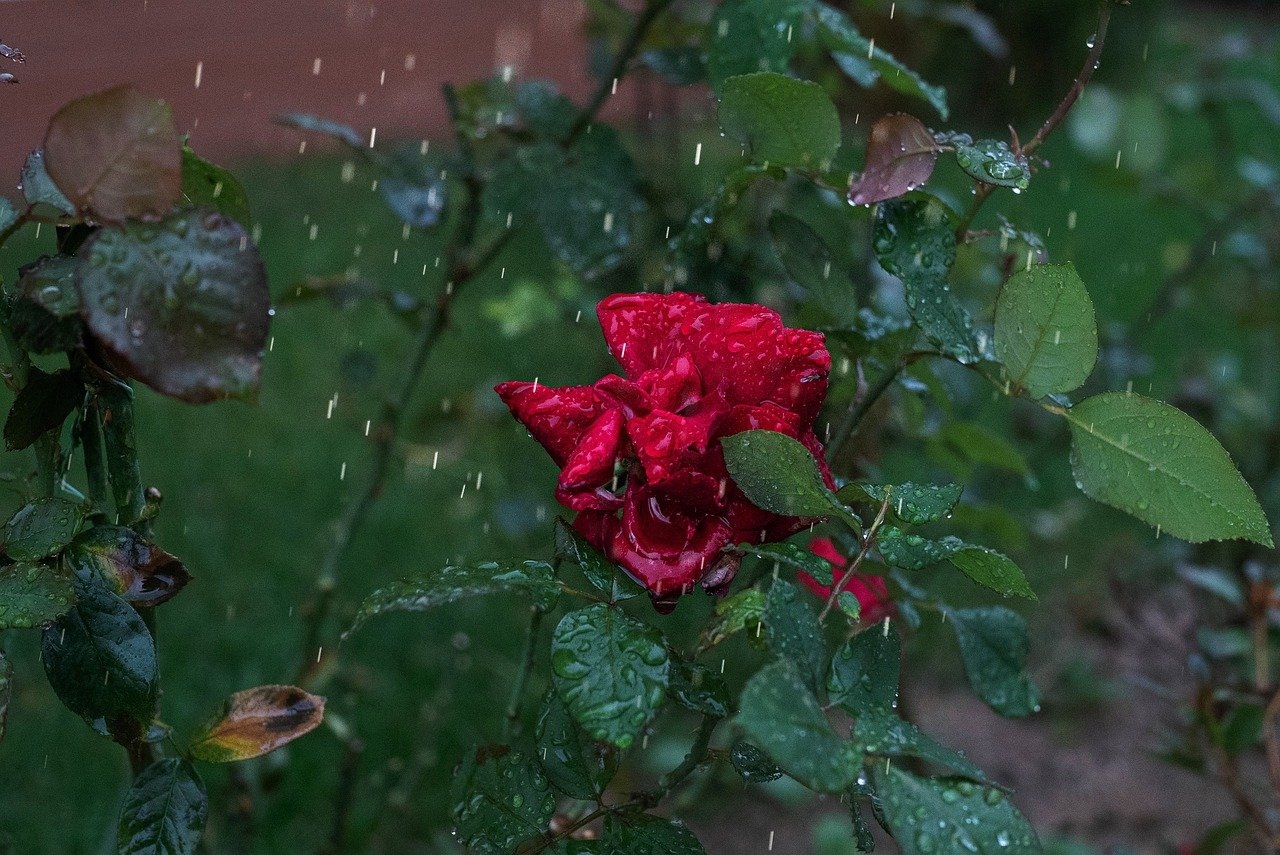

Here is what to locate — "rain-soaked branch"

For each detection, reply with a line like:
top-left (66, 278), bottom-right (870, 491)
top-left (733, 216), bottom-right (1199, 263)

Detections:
top-left (819, 491), bottom-right (892, 622)
top-left (826, 350), bottom-right (935, 465)
top-left (503, 604), bottom-right (546, 741)
top-left (956, 1), bottom-right (1117, 238)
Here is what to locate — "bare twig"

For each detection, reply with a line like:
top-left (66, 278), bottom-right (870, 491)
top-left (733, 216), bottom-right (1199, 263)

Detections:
top-left (502, 605), bottom-right (546, 741)
top-left (820, 491), bottom-right (892, 622)
top-left (826, 350), bottom-right (935, 464)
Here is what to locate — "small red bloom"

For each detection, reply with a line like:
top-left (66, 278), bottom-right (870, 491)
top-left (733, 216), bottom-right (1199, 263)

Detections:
top-left (496, 292), bottom-right (832, 601)
top-left (799, 537), bottom-right (894, 622)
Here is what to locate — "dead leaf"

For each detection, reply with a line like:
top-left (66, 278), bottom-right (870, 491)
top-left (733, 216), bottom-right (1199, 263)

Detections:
top-left (190, 685), bottom-right (325, 763)
top-left (847, 113), bottom-right (941, 206)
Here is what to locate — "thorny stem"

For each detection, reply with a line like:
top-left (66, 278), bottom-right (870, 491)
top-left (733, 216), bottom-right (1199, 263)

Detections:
top-left (819, 492), bottom-right (892, 622)
top-left (502, 605), bottom-right (546, 741)
top-left (955, 1), bottom-right (1116, 238)
top-left (565, 0), bottom-right (675, 144)
top-left (647, 713), bottom-right (720, 804)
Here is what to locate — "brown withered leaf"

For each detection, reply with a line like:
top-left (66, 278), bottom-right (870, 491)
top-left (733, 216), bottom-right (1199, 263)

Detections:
top-left (190, 685), bottom-right (325, 763)
top-left (69, 525), bottom-right (191, 606)
top-left (847, 113), bottom-right (941, 206)
top-left (43, 84), bottom-right (182, 222)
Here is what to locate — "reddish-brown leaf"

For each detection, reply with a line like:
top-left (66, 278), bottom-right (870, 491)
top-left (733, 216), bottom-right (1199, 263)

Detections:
top-left (191, 685), bottom-right (325, 763)
top-left (847, 113), bottom-right (941, 206)
top-left (43, 84), bottom-right (181, 222)
top-left (70, 525), bottom-right (191, 607)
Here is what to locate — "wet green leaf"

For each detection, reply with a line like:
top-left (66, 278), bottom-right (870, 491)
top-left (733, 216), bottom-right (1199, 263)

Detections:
top-left (839, 482), bottom-right (963, 525)
top-left (118, 758), bottom-right (207, 855)
top-left (769, 211), bottom-right (856, 325)
top-left (740, 541), bottom-right (834, 587)
top-left (451, 745), bottom-right (556, 855)
top-left (4, 367), bottom-right (83, 451)
top-left (848, 114), bottom-right (941, 206)
top-left (719, 72), bottom-right (841, 169)
top-left (870, 765), bottom-right (1040, 854)
top-left (556, 520), bottom-right (639, 601)
top-left (955, 139), bottom-right (1030, 189)
top-left (604, 813), bottom-right (706, 854)
top-left (878, 528), bottom-right (1034, 599)
top-left (948, 606), bottom-right (1040, 718)
top-left (3, 497), bottom-right (85, 561)
top-left (829, 624), bottom-right (901, 713)
top-left (669, 660), bottom-right (729, 719)
top-left (706, 0), bottom-right (806, 90)
top-left (700, 587), bottom-right (766, 649)
top-left (379, 175), bottom-right (444, 229)
top-left (0, 560), bottom-right (74, 629)
top-left (190, 685), bottom-right (325, 763)
top-left (735, 660), bottom-right (861, 792)
top-left (42, 571), bottom-right (158, 732)
top-left (344, 560), bottom-right (559, 639)
top-left (76, 207), bottom-right (271, 403)
top-left (536, 690), bottom-right (612, 799)
top-left (994, 263), bottom-right (1097, 398)
top-left (180, 146), bottom-right (252, 227)
top-left (722, 430), bottom-right (846, 519)
top-left (20, 149), bottom-right (76, 215)
top-left (515, 80), bottom-right (578, 139)
top-left (812, 3), bottom-right (948, 118)
top-left (0, 198), bottom-right (16, 233)
top-left (874, 195), bottom-right (981, 363)
top-left (9, 254), bottom-right (83, 355)
top-left (854, 708), bottom-right (988, 782)
top-left (729, 740), bottom-right (782, 783)
top-left (1065, 393), bottom-right (1273, 546)
top-left (274, 112), bottom-right (364, 148)
top-left (551, 604), bottom-right (669, 749)
top-left (43, 84), bottom-right (182, 222)
top-left (764, 578), bottom-right (827, 692)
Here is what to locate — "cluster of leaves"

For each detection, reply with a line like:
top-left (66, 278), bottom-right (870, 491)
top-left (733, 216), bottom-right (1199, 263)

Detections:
top-left (0, 86), bottom-right (324, 853)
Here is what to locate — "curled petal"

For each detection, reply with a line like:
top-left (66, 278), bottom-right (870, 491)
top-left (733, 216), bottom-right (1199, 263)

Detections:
top-left (626, 408), bottom-right (718, 490)
top-left (495, 381), bottom-right (604, 467)
top-left (559, 409), bottom-right (624, 491)
top-left (607, 484), bottom-right (733, 596)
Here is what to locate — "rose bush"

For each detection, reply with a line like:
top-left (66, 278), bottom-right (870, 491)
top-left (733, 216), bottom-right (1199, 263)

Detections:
top-left (496, 292), bottom-right (832, 603)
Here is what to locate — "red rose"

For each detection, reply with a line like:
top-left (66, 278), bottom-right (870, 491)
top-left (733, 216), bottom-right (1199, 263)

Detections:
top-left (496, 292), bottom-right (832, 603)
top-left (799, 537), bottom-right (894, 622)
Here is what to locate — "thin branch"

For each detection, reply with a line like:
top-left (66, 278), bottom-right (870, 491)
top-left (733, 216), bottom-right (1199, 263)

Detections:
top-left (502, 605), bottom-right (546, 741)
top-left (646, 713), bottom-right (720, 805)
top-left (819, 491), bottom-right (892, 622)
top-left (826, 351), bottom-right (934, 464)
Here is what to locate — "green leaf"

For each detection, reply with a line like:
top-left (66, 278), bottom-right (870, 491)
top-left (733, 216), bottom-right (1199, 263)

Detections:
top-left (42, 571), bottom-right (158, 732)
top-left (764, 578), bottom-right (827, 692)
top-left (669, 660), bottom-right (729, 719)
top-left (180, 146), bottom-right (252, 227)
top-left (274, 112), bottom-right (364, 148)
top-left (515, 80), bottom-right (578, 139)
top-left (43, 84), bottom-right (182, 223)
top-left (344, 560), bottom-right (559, 639)
top-left (536, 690), bottom-right (613, 799)
top-left (722, 429), bottom-right (846, 518)
top-left (604, 813), bottom-right (706, 854)
top-left (0, 198), bottom-right (16, 233)
top-left (993, 263), bottom-right (1097, 398)
top-left (451, 745), bottom-right (556, 855)
top-left (4, 367), bottom-right (83, 451)
top-left (735, 660), bottom-right (861, 792)
top-left (1064, 393), bottom-right (1273, 546)
top-left (1220, 703), bottom-right (1264, 757)
top-left (556, 520), bottom-right (639, 601)
top-left (9, 255), bottom-right (83, 355)
top-left (873, 195), bottom-right (981, 363)
top-left (551, 604), bottom-right (669, 749)
top-left (870, 765), bottom-right (1041, 854)
top-left (847, 113), bottom-right (941, 206)
top-left (878, 528), bottom-right (1035, 599)
top-left (828, 624), bottom-right (901, 713)
top-left (740, 541), bottom-right (834, 587)
top-left (0, 649), bottom-right (11, 743)
top-left (19, 149), bottom-right (75, 215)
top-left (854, 708), bottom-right (988, 782)
top-left (719, 72), bottom-right (841, 170)
top-left (0, 561), bottom-right (75, 629)
top-left (955, 139), bottom-right (1031, 189)
top-left (118, 758), bottom-right (207, 855)
top-left (937, 421), bottom-right (1030, 477)
top-left (706, 0), bottom-right (806, 91)
top-left (839, 482), bottom-right (963, 525)
top-left (76, 207), bottom-right (271, 404)
top-left (811, 3), bottom-right (948, 118)
top-left (948, 606), bottom-right (1040, 718)
top-left (769, 211), bottom-right (856, 325)
top-left (190, 685), bottom-right (325, 763)
top-left (380, 175), bottom-right (444, 229)
top-left (700, 587), bottom-right (766, 649)
top-left (3, 497), bottom-right (85, 560)
top-left (729, 740), bottom-right (782, 783)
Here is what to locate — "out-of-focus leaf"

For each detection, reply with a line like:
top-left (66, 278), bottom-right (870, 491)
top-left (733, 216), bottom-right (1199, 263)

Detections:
top-left (9, 254), bottom-right (83, 355)
top-left (117, 758), bottom-right (207, 855)
top-left (994, 263), bottom-right (1097, 398)
top-left (1065, 393), bottom-right (1273, 546)
top-left (719, 72), bottom-right (841, 170)
top-left (947, 606), bottom-right (1040, 718)
top-left (69, 525), bottom-right (190, 606)
top-left (848, 114), bottom-right (941, 206)
top-left (274, 112), bottom-right (364, 148)
top-left (380, 176), bottom-right (444, 229)
top-left (640, 46), bottom-right (706, 85)
top-left (937, 421), bottom-right (1030, 476)
top-left (604, 813), bottom-right (706, 854)
top-left (42, 570), bottom-right (158, 733)
top-left (43, 84), bottom-right (181, 222)
top-left (451, 745), bottom-right (556, 855)
top-left (551, 603), bottom-right (669, 749)
top-left (515, 80), bottom-right (578, 138)
top-left (76, 207), bottom-right (271, 403)
top-left (706, 0), bottom-right (806, 90)
top-left (0, 561), bottom-right (74, 629)
top-left (1178, 565), bottom-right (1245, 608)
top-left (735, 660), bottom-right (861, 792)
top-left (20, 149), bottom-right (76, 215)
top-left (769, 211), bottom-right (856, 325)
top-left (190, 685), bottom-right (325, 762)
top-left (874, 195), bottom-right (981, 363)
top-left (0, 198), bottom-right (16, 233)
top-left (3, 497), bottom-right (84, 561)
top-left (181, 146), bottom-right (252, 227)
top-left (4, 367), bottom-right (83, 451)
top-left (0, 650), bottom-right (11, 742)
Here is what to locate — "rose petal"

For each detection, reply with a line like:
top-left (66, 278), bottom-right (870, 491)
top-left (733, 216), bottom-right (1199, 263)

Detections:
top-left (597, 291), bottom-right (707, 376)
top-left (607, 484), bottom-right (732, 596)
top-left (495, 381), bottom-right (605, 467)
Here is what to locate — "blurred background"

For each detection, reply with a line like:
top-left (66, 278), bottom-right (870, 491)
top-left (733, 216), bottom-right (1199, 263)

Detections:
top-left (2, 1), bottom-right (1280, 852)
